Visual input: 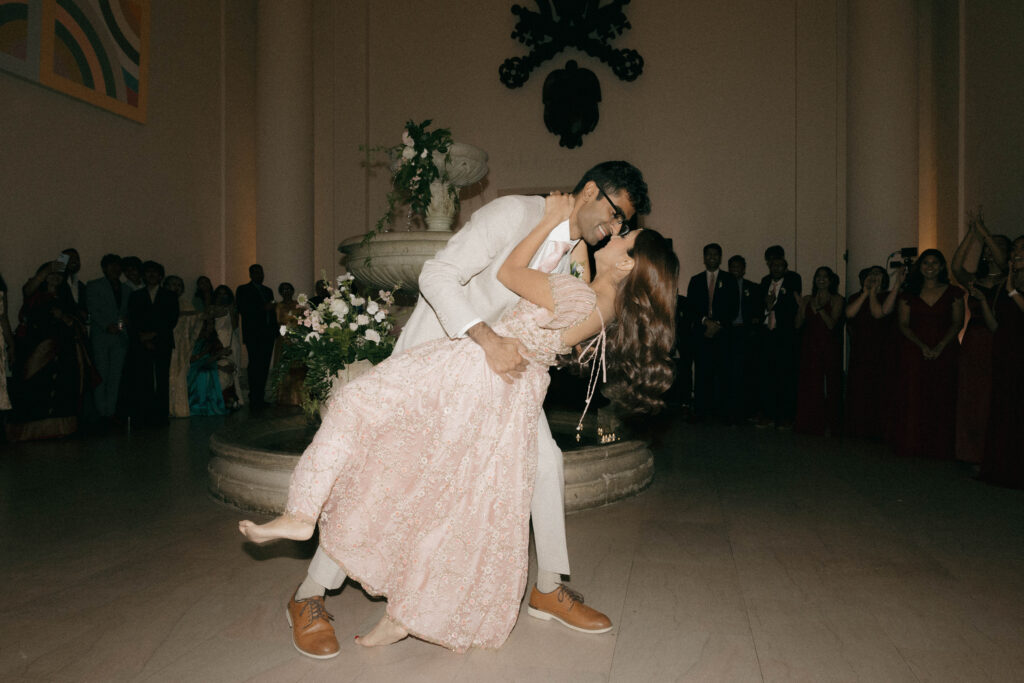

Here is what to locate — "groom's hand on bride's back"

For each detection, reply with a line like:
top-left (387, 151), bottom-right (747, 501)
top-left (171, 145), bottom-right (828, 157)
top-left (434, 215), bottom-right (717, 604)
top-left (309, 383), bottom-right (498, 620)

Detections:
top-left (467, 322), bottom-right (528, 384)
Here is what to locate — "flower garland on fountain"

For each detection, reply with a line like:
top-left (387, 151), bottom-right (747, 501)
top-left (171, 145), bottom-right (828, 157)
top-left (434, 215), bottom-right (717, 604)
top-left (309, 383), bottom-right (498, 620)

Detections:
top-left (365, 119), bottom-right (457, 238)
top-left (273, 274), bottom-right (397, 418)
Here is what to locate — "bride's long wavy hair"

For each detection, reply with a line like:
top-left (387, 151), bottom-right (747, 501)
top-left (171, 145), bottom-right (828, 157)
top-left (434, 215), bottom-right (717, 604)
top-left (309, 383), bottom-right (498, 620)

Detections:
top-left (603, 229), bottom-right (679, 416)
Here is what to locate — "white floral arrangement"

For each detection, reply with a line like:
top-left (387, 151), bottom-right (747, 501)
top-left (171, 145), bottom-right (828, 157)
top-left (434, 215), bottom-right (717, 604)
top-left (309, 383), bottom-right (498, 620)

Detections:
top-left (273, 273), bottom-right (397, 417)
top-left (362, 118), bottom-right (456, 238)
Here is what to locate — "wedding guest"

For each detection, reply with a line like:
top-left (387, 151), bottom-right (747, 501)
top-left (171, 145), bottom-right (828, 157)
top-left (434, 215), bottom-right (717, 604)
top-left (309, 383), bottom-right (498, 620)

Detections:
top-left (188, 317), bottom-right (229, 416)
top-left (980, 235), bottom-right (1024, 487)
top-left (7, 264), bottom-right (89, 440)
top-left (21, 258), bottom-right (64, 299)
top-left (686, 243), bottom-right (737, 422)
top-left (794, 267), bottom-right (845, 436)
top-left (236, 264), bottom-right (276, 410)
top-left (87, 254), bottom-right (129, 420)
top-left (844, 265), bottom-right (900, 439)
top-left (193, 275), bottom-right (214, 313)
top-left (763, 245), bottom-right (802, 296)
top-left (61, 248), bottom-right (88, 321)
top-left (951, 216), bottom-right (1010, 463)
top-left (269, 282), bottom-right (305, 406)
top-left (891, 249), bottom-right (964, 459)
top-left (121, 256), bottom-right (144, 291)
top-left (127, 261), bottom-right (179, 426)
top-left (212, 285), bottom-right (242, 409)
top-left (309, 279), bottom-right (330, 307)
top-left (726, 255), bottom-right (762, 424)
top-left (756, 257), bottom-right (800, 428)
top-left (165, 275), bottom-right (203, 418)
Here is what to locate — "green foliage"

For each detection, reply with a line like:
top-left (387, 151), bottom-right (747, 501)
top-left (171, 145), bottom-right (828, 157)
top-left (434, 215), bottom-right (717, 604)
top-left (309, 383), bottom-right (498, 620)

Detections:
top-left (360, 119), bottom-right (457, 242)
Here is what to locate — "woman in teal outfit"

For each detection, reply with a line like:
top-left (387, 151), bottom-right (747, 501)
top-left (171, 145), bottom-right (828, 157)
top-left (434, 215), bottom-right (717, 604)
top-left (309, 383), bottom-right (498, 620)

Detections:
top-left (187, 318), bottom-right (228, 416)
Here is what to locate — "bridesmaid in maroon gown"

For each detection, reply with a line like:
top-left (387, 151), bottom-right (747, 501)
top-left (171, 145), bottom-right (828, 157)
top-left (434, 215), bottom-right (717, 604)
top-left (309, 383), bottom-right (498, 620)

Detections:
top-left (795, 267), bottom-right (845, 436)
top-left (951, 218), bottom-right (1010, 463)
top-left (891, 250), bottom-right (965, 459)
top-left (845, 266), bottom-right (898, 439)
top-left (981, 236), bottom-right (1024, 488)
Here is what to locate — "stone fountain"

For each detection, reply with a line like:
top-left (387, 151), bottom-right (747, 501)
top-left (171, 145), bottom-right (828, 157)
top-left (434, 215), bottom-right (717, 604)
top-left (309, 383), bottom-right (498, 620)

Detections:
top-left (208, 141), bottom-right (654, 515)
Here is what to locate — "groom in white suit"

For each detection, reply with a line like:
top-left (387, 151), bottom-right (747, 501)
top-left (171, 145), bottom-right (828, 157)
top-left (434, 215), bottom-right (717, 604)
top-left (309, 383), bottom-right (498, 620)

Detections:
top-left (285, 161), bottom-right (651, 659)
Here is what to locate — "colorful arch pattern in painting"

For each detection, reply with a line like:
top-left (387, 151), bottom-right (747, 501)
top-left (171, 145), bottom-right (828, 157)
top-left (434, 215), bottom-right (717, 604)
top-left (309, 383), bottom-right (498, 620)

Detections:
top-left (37, 0), bottom-right (148, 122)
top-left (0, 0), bottom-right (41, 79)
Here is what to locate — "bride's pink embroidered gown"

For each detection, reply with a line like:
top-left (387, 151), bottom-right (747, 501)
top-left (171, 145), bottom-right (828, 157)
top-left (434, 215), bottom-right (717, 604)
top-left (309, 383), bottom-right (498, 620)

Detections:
top-left (285, 274), bottom-right (597, 652)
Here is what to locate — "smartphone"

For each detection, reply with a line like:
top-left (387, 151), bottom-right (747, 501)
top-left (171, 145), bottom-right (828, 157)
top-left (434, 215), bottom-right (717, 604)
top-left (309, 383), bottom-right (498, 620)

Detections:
top-left (56, 253), bottom-right (70, 271)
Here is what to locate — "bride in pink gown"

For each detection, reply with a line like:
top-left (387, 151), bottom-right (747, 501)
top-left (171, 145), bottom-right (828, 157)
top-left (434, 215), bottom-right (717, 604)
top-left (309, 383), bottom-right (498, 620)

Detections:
top-left (240, 195), bottom-right (678, 652)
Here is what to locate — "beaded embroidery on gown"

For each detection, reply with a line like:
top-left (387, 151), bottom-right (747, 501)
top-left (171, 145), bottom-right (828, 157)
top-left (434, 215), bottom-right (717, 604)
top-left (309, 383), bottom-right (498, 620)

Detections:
top-left (286, 274), bottom-right (598, 652)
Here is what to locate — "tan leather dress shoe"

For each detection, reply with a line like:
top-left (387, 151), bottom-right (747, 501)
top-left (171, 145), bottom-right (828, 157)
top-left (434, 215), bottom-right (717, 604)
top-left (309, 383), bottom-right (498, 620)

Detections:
top-left (527, 584), bottom-right (613, 634)
top-left (286, 589), bottom-right (340, 659)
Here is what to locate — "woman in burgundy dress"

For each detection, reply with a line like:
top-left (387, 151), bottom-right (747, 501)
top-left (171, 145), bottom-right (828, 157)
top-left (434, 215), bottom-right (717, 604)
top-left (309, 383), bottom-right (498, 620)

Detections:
top-left (891, 250), bottom-right (964, 459)
top-left (844, 265), bottom-right (899, 439)
top-left (951, 216), bottom-right (1010, 463)
top-left (980, 236), bottom-right (1024, 488)
top-left (795, 267), bottom-right (845, 436)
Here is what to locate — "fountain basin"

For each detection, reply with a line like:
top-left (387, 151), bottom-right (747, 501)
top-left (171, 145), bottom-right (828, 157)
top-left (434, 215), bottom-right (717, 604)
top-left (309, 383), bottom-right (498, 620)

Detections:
top-left (338, 232), bottom-right (453, 294)
top-left (208, 411), bottom-right (652, 515)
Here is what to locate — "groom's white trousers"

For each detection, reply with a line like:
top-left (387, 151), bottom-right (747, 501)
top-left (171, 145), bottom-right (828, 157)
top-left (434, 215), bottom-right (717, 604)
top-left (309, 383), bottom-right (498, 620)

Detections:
top-left (307, 411), bottom-right (571, 589)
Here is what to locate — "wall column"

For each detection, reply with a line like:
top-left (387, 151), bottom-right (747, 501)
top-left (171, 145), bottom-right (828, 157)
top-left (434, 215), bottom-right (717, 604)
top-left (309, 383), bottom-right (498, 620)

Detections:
top-left (846, 0), bottom-right (919, 283)
top-left (257, 0), bottom-right (313, 293)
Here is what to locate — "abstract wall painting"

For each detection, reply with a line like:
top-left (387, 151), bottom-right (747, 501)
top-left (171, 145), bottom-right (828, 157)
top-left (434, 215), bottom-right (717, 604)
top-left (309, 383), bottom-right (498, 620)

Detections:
top-left (0, 0), bottom-right (42, 79)
top-left (0, 0), bottom-right (149, 122)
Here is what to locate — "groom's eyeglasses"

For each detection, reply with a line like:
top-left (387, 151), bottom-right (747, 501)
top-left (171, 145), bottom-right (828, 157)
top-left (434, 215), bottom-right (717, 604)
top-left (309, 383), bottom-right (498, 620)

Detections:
top-left (597, 187), bottom-right (630, 235)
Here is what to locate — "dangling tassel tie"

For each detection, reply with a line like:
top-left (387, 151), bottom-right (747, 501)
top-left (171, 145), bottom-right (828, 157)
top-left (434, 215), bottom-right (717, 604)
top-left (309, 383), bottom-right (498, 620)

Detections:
top-left (574, 309), bottom-right (607, 441)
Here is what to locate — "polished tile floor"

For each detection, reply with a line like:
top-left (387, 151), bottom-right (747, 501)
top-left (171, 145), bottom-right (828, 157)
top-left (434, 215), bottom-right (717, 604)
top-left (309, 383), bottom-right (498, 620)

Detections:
top-left (2, 412), bottom-right (1022, 682)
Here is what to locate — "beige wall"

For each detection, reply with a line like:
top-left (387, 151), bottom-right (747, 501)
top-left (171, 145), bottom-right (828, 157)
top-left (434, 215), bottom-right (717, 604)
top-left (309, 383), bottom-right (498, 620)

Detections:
top-left (4, 0), bottom-right (1021, 320)
top-left (0, 0), bottom-right (257, 315)
top-left (317, 0), bottom-right (846, 291)
top-left (964, 0), bottom-right (1024, 243)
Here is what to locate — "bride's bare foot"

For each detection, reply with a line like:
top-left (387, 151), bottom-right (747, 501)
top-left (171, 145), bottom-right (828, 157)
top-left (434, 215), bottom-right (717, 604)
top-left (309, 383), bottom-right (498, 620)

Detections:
top-left (355, 615), bottom-right (408, 647)
top-left (238, 515), bottom-right (315, 544)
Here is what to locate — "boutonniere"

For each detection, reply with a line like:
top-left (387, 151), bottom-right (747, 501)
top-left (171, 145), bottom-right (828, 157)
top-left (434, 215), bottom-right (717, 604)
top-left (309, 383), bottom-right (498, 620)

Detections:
top-left (570, 261), bottom-right (584, 279)
top-left (744, 288), bottom-right (750, 296)
top-left (717, 280), bottom-right (723, 289)
top-left (780, 287), bottom-right (786, 295)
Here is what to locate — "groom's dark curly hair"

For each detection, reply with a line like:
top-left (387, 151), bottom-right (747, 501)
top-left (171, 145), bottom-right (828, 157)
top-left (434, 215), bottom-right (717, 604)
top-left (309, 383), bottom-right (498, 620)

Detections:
top-left (571, 161), bottom-right (651, 217)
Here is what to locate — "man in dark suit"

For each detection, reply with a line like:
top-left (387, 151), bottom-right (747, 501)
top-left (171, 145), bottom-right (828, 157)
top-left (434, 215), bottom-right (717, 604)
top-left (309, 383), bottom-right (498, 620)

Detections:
top-left (758, 256), bottom-right (801, 428)
top-left (667, 292), bottom-right (694, 410)
top-left (87, 254), bottom-right (130, 419)
top-left (127, 261), bottom-right (179, 426)
top-left (235, 264), bottom-right (276, 409)
top-left (686, 243), bottom-right (739, 421)
top-left (763, 245), bottom-right (802, 298)
top-left (725, 255), bottom-right (763, 424)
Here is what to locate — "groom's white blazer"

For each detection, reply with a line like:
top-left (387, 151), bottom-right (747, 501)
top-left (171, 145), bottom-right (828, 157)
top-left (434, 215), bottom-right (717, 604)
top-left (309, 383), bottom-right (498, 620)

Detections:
top-left (395, 193), bottom-right (573, 575)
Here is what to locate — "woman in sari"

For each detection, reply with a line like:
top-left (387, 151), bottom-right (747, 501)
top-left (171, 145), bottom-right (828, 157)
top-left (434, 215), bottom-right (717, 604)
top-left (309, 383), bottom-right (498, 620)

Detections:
top-left (7, 263), bottom-right (93, 440)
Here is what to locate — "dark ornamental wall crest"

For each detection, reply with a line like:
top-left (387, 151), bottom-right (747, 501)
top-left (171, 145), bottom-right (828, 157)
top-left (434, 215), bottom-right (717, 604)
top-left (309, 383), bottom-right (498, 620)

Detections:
top-left (499, 0), bottom-right (644, 149)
